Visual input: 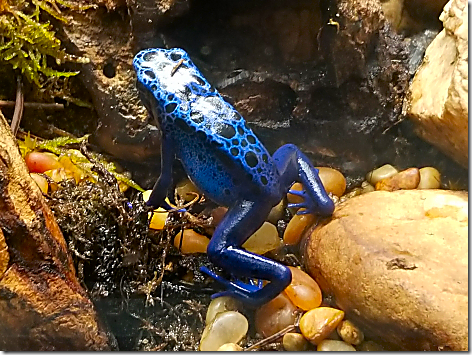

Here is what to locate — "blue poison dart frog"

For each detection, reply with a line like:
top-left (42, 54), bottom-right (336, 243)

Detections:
top-left (133, 48), bottom-right (334, 307)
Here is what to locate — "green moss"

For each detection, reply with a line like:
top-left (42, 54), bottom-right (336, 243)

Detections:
top-left (0, 0), bottom-right (90, 86)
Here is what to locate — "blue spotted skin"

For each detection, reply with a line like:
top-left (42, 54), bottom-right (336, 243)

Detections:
top-left (133, 48), bottom-right (334, 307)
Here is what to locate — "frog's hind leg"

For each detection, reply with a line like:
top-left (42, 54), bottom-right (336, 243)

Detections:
top-left (202, 200), bottom-right (291, 308)
top-left (272, 143), bottom-right (334, 216)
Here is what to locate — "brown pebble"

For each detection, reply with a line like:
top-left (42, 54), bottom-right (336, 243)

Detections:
top-left (255, 292), bottom-right (298, 337)
top-left (375, 168), bottom-right (420, 191)
top-left (283, 332), bottom-right (309, 351)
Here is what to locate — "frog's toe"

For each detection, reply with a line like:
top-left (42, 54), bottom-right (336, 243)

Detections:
top-left (200, 266), bottom-right (265, 302)
top-left (296, 209), bottom-right (313, 215)
top-left (287, 202), bottom-right (308, 209)
top-left (288, 189), bottom-right (306, 197)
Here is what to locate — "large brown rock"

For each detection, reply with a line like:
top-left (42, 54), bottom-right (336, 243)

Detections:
top-left (305, 189), bottom-right (468, 350)
top-left (405, 0), bottom-right (468, 168)
top-left (0, 112), bottom-right (114, 350)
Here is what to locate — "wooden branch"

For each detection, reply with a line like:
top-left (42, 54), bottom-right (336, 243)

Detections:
top-left (0, 111), bottom-right (114, 350)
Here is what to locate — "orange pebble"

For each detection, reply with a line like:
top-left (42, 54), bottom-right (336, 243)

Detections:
top-left (287, 182), bottom-right (304, 204)
top-left (375, 167), bottom-right (420, 191)
top-left (284, 266), bottom-right (322, 311)
top-left (174, 229), bottom-right (210, 254)
top-left (316, 167), bottom-right (346, 197)
top-left (25, 151), bottom-right (61, 173)
top-left (283, 212), bottom-right (315, 245)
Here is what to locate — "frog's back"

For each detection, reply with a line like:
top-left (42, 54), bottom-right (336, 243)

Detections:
top-left (133, 48), bottom-right (281, 206)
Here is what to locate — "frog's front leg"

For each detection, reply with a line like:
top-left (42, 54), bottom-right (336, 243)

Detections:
top-left (147, 136), bottom-right (175, 210)
top-left (202, 200), bottom-right (292, 308)
top-left (273, 144), bottom-right (335, 216)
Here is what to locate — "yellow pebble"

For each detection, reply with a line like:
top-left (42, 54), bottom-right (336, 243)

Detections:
top-left (175, 178), bottom-right (200, 202)
top-left (44, 168), bottom-right (68, 183)
top-left (30, 173), bottom-right (48, 194)
top-left (337, 320), bottom-right (364, 345)
top-left (174, 229), bottom-right (209, 254)
top-left (417, 167), bottom-right (441, 189)
top-left (299, 307), bottom-right (345, 345)
top-left (242, 222), bottom-right (281, 255)
top-left (366, 164), bottom-right (398, 185)
top-left (148, 208), bottom-right (169, 230)
top-left (283, 212), bottom-right (315, 245)
top-left (217, 343), bottom-right (243, 351)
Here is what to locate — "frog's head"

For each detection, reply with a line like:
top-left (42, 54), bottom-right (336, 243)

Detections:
top-left (133, 48), bottom-right (213, 114)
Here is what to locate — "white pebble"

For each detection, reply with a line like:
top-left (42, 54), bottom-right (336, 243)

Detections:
top-left (418, 167), bottom-right (441, 189)
top-left (366, 164), bottom-right (398, 185)
top-left (217, 343), bottom-right (243, 351)
top-left (206, 296), bottom-right (241, 325)
top-left (317, 339), bottom-right (356, 351)
top-left (199, 311), bottom-right (248, 351)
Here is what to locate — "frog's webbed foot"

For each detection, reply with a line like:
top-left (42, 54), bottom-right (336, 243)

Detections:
top-left (287, 188), bottom-right (318, 215)
top-left (273, 144), bottom-right (335, 217)
top-left (200, 266), bottom-right (263, 301)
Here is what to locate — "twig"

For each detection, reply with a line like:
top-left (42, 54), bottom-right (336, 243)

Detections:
top-left (244, 324), bottom-right (297, 351)
top-left (10, 77), bottom-right (24, 136)
top-left (0, 100), bottom-right (64, 110)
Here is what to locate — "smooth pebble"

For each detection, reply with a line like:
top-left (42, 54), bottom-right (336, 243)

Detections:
top-left (317, 339), bottom-right (356, 351)
top-left (375, 167), bottom-right (420, 191)
top-left (418, 167), bottom-right (441, 189)
top-left (267, 199), bottom-right (285, 224)
top-left (242, 222), bottom-right (282, 255)
top-left (337, 320), bottom-right (364, 345)
top-left (299, 307), bottom-right (344, 345)
top-left (175, 178), bottom-right (200, 202)
top-left (148, 208), bottom-right (169, 230)
top-left (206, 296), bottom-right (241, 325)
top-left (283, 212), bottom-right (315, 245)
top-left (316, 167), bottom-right (346, 197)
top-left (284, 266), bottom-right (322, 311)
top-left (25, 151), bottom-right (61, 173)
top-left (30, 173), bottom-right (48, 194)
top-left (255, 292), bottom-right (298, 337)
top-left (174, 229), bottom-right (209, 254)
top-left (366, 164), bottom-right (398, 185)
top-left (199, 311), bottom-right (248, 351)
top-left (287, 182), bottom-right (304, 204)
top-left (283, 332), bottom-right (309, 351)
top-left (217, 343), bottom-right (243, 351)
